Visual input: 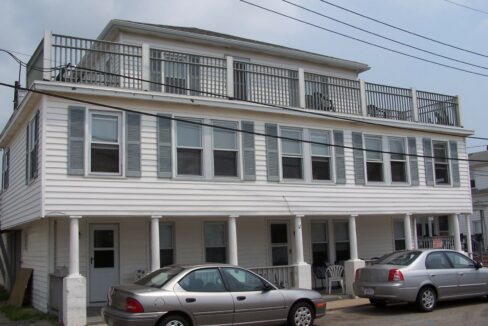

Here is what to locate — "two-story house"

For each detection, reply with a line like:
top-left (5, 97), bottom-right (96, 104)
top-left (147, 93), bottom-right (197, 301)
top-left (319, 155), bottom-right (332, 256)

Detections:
top-left (0, 20), bottom-right (473, 325)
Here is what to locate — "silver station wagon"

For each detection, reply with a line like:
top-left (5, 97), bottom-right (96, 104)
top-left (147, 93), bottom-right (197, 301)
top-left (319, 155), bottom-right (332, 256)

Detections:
top-left (102, 264), bottom-right (326, 326)
top-left (353, 249), bottom-right (488, 312)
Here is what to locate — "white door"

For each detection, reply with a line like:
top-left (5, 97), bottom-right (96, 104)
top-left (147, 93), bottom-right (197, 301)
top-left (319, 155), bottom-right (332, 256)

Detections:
top-left (89, 224), bottom-right (119, 303)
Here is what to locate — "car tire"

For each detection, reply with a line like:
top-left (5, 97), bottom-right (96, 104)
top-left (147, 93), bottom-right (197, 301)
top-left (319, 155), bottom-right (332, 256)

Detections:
top-left (369, 298), bottom-right (387, 308)
top-left (159, 314), bottom-right (190, 326)
top-left (288, 301), bottom-right (315, 326)
top-left (416, 286), bottom-right (437, 312)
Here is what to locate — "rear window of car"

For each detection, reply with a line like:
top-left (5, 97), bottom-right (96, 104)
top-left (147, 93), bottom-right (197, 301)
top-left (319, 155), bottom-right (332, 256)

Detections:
top-left (135, 266), bottom-right (183, 288)
top-left (376, 251), bottom-right (421, 266)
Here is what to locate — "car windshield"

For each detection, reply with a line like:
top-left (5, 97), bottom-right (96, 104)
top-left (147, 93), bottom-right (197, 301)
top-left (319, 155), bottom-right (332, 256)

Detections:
top-left (135, 266), bottom-right (183, 288)
top-left (376, 251), bottom-right (421, 266)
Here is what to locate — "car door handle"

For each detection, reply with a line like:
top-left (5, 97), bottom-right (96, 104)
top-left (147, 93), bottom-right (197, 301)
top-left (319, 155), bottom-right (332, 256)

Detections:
top-left (236, 296), bottom-right (246, 301)
top-left (458, 272), bottom-right (464, 276)
top-left (185, 298), bottom-right (196, 303)
top-left (429, 274), bottom-right (436, 277)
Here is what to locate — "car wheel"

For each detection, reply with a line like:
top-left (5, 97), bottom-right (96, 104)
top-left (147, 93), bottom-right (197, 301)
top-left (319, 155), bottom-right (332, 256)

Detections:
top-left (369, 298), bottom-right (387, 308)
top-left (416, 286), bottom-right (436, 312)
top-left (288, 301), bottom-right (314, 326)
top-left (159, 314), bottom-right (189, 326)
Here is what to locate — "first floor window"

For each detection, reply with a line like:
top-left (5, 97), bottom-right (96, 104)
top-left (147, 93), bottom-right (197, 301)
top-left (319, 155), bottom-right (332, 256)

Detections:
top-left (270, 223), bottom-right (289, 266)
top-left (213, 121), bottom-right (238, 177)
top-left (365, 135), bottom-right (384, 182)
top-left (160, 223), bottom-right (174, 267)
top-left (204, 222), bottom-right (226, 263)
top-left (334, 221), bottom-right (350, 263)
top-left (393, 220), bottom-right (406, 251)
top-left (311, 131), bottom-right (332, 181)
top-left (311, 222), bottom-right (328, 266)
top-left (389, 137), bottom-right (407, 183)
top-left (433, 141), bottom-right (450, 184)
top-left (90, 112), bottom-right (121, 174)
top-left (438, 216), bottom-right (449, 236)
top-left (281, 128), bottom-right (303, 179)
top-left (177, 119), bottom-right (203, 176)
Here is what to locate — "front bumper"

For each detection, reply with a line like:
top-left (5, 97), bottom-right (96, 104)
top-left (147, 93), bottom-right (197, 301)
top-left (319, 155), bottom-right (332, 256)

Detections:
top-left (102, 306), bottom-right (166, 326)
top-left (353, 281), bottom-right (418, 303)
top-left (312, 298), bottom-right (327, 318)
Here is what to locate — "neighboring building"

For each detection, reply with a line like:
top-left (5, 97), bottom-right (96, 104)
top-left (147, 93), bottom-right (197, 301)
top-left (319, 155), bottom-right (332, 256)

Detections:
top-left (0, 20), bottom-right (473, 325)
top-left (468, 151), bottom-right (488, 251)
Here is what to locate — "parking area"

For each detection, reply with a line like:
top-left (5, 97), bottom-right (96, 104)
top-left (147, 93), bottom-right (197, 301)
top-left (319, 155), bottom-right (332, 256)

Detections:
top-left (317, 298), bottom-right (488, 326)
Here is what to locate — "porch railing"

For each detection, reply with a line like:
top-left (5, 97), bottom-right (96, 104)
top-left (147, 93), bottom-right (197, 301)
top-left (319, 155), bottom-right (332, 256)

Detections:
top-left (249, 265), bottom-right (295, 288)
top-left (417, 236), bottom-right (455, 249)
top-left (31, 33), bottom-right (463, 127)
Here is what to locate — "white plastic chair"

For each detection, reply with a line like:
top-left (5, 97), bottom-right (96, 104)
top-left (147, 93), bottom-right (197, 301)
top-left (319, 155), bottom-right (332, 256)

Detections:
top-left (326, 265), bottom-right (344, 294)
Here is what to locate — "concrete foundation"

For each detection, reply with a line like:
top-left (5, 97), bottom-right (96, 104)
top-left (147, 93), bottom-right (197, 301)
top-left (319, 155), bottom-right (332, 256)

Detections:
top-left (344, 259), bottom-right (365, 296)
top-left (295, 263), bottom-right (312, 289)
top-left (63, 274), bottom-right (87, 326)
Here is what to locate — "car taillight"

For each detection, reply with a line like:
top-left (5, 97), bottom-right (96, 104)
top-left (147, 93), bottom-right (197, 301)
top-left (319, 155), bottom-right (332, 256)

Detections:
top-left (355, 269), bottom-right (361, 281)
top-left (388, 269), bottom-right (404, 282)
top-left (126, 297), bottom-right (144, 313)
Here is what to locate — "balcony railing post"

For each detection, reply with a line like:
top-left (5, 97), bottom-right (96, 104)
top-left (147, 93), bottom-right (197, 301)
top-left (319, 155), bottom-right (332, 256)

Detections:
top-left (411, 88), bottom-right (419, 122)
top-left (455, 95), bottom-right (463, 127)
top-left (359, 80), bottom-right (367, 117)
top-left (43, 31), bottom-right (52, 81)
top-left (298, 68), bottom-right (306, 108)
top-left (141, 43), bottom-right (150, 91)
top-left (226, 56), bottom-right (234, 99)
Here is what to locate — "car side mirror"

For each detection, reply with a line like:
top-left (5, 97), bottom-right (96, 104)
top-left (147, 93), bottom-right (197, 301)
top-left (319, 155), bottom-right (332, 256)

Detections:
top-left (262, 282), bottom-right (274, 292)
top-left (475, 261), bottom-right (484, 269)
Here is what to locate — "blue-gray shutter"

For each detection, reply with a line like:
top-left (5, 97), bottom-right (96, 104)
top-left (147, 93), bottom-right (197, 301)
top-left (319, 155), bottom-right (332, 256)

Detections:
top-left (352, 132), bottom-right (365, 185)
top-left (333, 130), bottom-right (346, 184)
top-left (25, 123), bottom-right (29, 184)
top-left (407, 137), bottom-right (419, 186)
top-left (449, 140), bottom-right (460, 187)
top-left (241, 121), bottom-right (256, 181)
top-left (423, 138), bottom-right (434, 186)
top-left (157, 114), bottom-right (172, 178)
top-left (126, 112), bottom-right (141, 177)
top-left (265, 123), bottom-right (279, 182)
top-left (68, 106), bottom-right (85, 175)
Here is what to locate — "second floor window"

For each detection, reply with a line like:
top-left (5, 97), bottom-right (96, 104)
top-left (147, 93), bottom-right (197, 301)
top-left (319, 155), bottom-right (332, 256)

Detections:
top-left (311, 131), bottom-right (332, 181)
top-left (90, 112), bottom-right (121, 174)
top-left (2, 149), bottom-right (9, 190)
top-left (177, 119), bottom-right (203, 176)
top-left (389, 137), bottom-right (407, 183)
top-left (433, 141), bottom-right (450, 184)
top-left (281, 128), bottom-right (303, 179)
top-left (213, 121), bottom-right (238, 177)
top-left (26, 112), bottom-right (39, 182)
top-left (365, 135), bottom-right (384, 182)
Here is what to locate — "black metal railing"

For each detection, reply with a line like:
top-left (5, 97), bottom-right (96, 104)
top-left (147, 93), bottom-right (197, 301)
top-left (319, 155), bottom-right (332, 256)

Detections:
top-left (417, 91), bottom-right (459, 127)
top-left (365, 83), bottom-right (414, 121)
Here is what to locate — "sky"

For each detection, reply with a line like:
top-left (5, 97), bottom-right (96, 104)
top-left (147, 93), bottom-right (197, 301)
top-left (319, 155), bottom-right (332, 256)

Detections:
top-left (0, 0), bottom-right (487, 151)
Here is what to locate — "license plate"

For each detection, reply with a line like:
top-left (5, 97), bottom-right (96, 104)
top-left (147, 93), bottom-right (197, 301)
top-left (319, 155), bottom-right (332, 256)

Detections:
top-left (363, 287), bottom-right (374, 296)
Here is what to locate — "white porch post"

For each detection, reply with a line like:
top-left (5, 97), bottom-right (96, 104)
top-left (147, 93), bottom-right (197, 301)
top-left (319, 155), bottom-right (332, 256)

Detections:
top-left (228, 215), bottom-right (238, 266)
top-left (344, 215), bottom-right (365, 296)
top-left (428, 217), bottom-right (433, 237)
top-left (404, 214), bottom-right (413, 250)
top-left (412, 216), bottom-right (418, 249)
top-left (150, 216), bottom-right (161, 271)
top-left (465, 214), bottom-right (473, 258)
top-left (450, 214), bottom-right (462, 252)
top-left (293, 215), bottom-right (311, 289)
top-left (63, 216), bottom-right (86, 326)
top-left (298, 68), bottom-right (306, 108)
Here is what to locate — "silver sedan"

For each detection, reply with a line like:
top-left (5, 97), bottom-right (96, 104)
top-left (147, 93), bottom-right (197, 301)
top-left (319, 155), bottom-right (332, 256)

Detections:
top-left (353, 249), bottom-right (488, 312)
top-left (102, 264), bottom-right (326, 326)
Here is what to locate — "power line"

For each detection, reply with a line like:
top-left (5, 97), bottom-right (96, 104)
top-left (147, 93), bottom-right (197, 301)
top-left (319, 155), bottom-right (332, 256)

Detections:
top-left (442, 0), bottom-right (488, 15)
top-left (2, 81), bottom-right (488, 164)
top-left (240, 0), bottom-right (488, 78)
top-left (317, 0), bottom-right (488, 58)
top-left (283, 0), bottom-right (488, 71)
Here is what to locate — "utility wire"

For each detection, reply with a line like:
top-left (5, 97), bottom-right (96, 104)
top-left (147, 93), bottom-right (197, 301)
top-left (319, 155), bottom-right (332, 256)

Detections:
top-left (240, 0), bottom-right (488, 78)
top-left (283, 0), bottom-right (488, 71)
top-left (442, 0), bottom-right (488, 16)
top-left (317, 0), bottom-right (488, 58)
top-left (3, 81), bottom-right (488, 164)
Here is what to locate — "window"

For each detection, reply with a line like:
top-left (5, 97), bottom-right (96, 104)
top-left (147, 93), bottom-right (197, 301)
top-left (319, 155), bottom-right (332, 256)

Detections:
top-left (221, 268), bottom-right (265, 292)
top-left (177, 119), bottom-right (203, 176)
top-left (389, 137), bottom-right (408, 183)
top-left (393, 220), bottom-right (406, 251)
top-left (179, 268), bottom-right (226, 292)
top-left (334, 221), bottom-right (350, 263)
top-left (445, 251), bottom-right (475, 268)
top-left (471, 179), bottom-right (476, 188)
top-left (433, 141), bottom-right (450, 184)
top-left (270, 223), bottom-right (289, 266)
top-left (90, 112), bottom-right (121, 174)
top-left (377, 251), bottom-right (421, 266)
top-left (213, 121), bottom-right (238, 177)
top-left (27, 113), bottom-right (39, 181)
top-left (204, 222), bottom-right (226, 263)
top-left (438, 216), bottom-right (449, 236)
top-left (160, 223), bottom-right (174, 267)
top-left (425, 252), bottom-right (452, 269)
top-left (135, 266), bottom-right (182, 288)
top-left (364, 135), bottom-right (384, 182)
top-left (2, 149), bottom-right (9, 190)
top-left (310, 131), bottom-right (332, 181)
top-left (281, 128), bottom-right (303, 179)
top-left (311, 222), bottom-right (328, 266)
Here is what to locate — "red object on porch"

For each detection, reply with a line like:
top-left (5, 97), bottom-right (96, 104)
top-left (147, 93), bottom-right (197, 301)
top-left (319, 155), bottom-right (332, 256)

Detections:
top-left (432, 238), bottom-right (443, 249)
